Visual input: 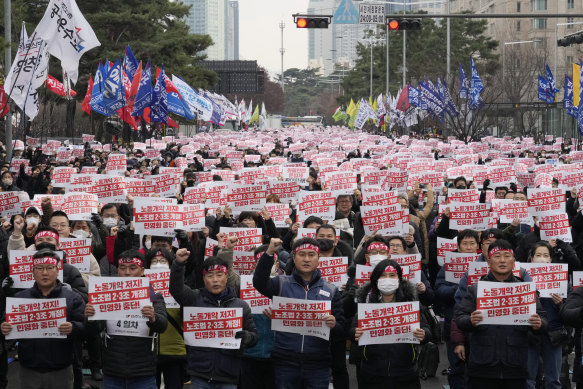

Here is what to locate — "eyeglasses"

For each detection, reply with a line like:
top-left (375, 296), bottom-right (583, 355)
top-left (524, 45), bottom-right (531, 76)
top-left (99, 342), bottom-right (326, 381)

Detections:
top-left (33, 266), bottom-right (57, 272)
top-left (151, 259), bottom-right (168, 265)
top-left (50, 223), bottom-right (69, 229)
top-left (389, 244), bottom-right (404, 249)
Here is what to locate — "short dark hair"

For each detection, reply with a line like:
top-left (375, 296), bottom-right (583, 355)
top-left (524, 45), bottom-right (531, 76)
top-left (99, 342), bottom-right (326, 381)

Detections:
top-left (453, 176), bottom-right (467, 187)
top-left (457, 229), bottom-right (480, 245)
top-left (495, 186), bottom-right (508, 194)
top-left (50, 210), bottom-right (69, 222)
top-left (238, 211), bottom-right (260, 226)
top-left (100, 203), bottom-right (119, 215)
top-left (387, 236), bottom-right (407, 251)
top-left (303, 216), bottom-right (324, 228)
top-left (292, 237), bottom-right (319, 254)
top-left (480, 228), bottom-right (504, 243)
top-left (316, 224), bottom-right (336, 236)
top-left (202, 256), bottom-right (229, 272)
top-left (364, 236), bottom-right (388, 251)
top-left (151, 236), bottom-right (173, 245)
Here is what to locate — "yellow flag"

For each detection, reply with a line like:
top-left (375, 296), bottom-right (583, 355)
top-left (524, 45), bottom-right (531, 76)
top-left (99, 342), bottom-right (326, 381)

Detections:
top-left (347, 99), bottom-right (357, 118)
top-left (249, 104), bottom-right (260, 124)
top-left (372, 98), bottom-right (378, 113)
top-left (348, 101), bottom-right (359, 128)
top-left (574, 63), bottom-right (580, 107)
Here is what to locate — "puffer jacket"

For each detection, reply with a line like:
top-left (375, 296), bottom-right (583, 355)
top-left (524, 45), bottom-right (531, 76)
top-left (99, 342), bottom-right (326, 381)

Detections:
top-left (243, 313), bottom-right (274, 359)
top-left (350, 281), bottom-right (430, 379)
top-left (93, 286), bottom-right (168, 378)
top-left (15, 281), bottom-right (85, 372)
top-left (455, 272), bottom-right (547, 379)
top-left (253, 252), bottom-right (346, 367)
top-left (169, 261), bottom-right (258, 384)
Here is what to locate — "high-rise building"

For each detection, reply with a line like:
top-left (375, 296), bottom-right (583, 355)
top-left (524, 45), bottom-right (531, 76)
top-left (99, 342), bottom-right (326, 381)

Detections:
top-left (227, 1), bottom-right (240, 60)
top-left (183, 0), bottom-right (238, 60)
top-left (449, 0), bottom-right (583, 82)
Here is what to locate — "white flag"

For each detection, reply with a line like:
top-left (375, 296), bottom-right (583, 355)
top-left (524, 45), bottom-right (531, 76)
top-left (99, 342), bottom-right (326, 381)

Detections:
top-left (34, 0), bottom-right (100, 84)
top-left (244, 99), bottom-right (253, 123)
top-left (171, 75), bottom-right (213, 121)
top-left (260, 102), bottom-right (267, 127)
top-left (4, 24), bottom-right (49, 120)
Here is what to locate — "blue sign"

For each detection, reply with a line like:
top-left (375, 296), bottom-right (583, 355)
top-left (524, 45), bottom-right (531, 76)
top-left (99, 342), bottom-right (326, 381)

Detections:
top-left (333, 0), bottom-right (359, 24)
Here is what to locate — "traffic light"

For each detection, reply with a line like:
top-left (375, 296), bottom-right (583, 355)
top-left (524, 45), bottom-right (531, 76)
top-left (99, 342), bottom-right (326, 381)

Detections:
top-left (558, 31), bottom-right (583, 47)
top-left (293, 14), bottom-right (332, 29)
top-left (386, 18), bottom-right (422, 31)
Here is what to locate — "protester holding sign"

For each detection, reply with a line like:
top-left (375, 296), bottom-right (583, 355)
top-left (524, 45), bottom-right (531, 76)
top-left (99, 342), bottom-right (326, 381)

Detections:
top-left (84, 250), bottom-right (168, 389)
top-left (253, 238), bottom-right (345, 389)
top-left (169, 249), bottom-right (257, 389)
top-left (455, 240), bottom-right (546, 388)
top-left (0, 249), bottom-right (85, 389)
top-left (351, 259), bottom-right (428, 388)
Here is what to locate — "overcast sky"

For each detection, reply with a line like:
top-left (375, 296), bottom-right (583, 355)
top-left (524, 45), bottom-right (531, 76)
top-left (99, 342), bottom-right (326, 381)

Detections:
top-left (239, 0), bottom-right (311, 79)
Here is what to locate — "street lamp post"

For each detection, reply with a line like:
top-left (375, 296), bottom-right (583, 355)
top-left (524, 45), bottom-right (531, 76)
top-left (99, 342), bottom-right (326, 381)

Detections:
top-left (502, 40), bottom-right (538, 84)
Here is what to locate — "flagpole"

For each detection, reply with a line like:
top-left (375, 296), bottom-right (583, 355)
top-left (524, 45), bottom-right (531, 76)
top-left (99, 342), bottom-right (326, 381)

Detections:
top-left (4, 0), bottom-right (11, 161)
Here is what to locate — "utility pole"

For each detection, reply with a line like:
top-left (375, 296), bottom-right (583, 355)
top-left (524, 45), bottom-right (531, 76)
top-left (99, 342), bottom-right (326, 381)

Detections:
top-left (4, 0), bottom-right (12, 161)
top-left (279, 21), bottom-right (285, 92)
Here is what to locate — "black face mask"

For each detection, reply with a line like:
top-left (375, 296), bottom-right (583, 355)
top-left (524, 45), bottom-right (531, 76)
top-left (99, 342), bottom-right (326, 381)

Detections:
top-left (317, 238), bottom-right (334, 252)
top-left (36, 242), bottom-right (57, 251)
top-left (187, 180), bottom-right (196, 187)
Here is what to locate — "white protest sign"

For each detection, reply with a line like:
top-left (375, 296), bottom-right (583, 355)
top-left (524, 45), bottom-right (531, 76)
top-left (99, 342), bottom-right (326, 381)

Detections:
top-left (476, 281), bottom-right (536, 325)
top-left (204, 238), bottom-right (218, 259)
top-left (240, 275), bottom-right (271, 314)
top-left (133, 198), bottom-right (183, 237)
top-left (573, 271), bottom-right (583, 289)
top-left (322, 171), bottom-right (357, 196)
top-left (528, 188), bottom-right (565, 217)
top-left (5, 298), bottom-right (67, 340)
top-left (106, 319), bottom-right (152, 338)
top-left (357, 301), bottom-right (420, 345)
top-left (355, 264), bottom-right (373, 287)
top-left (437, 237), bottom-right (457, 266)
top-left (520, 263), bottom-right (568, 298)
top-left (9, 250), bottom-right (64, 289)
top-left (88, 277), bottom-right (151, 321)
top-left (318, 257), bottom-right (348, 287)
top-left (183, 307), bottom-right (243, 349)
top-left (61, 192), bottom-right (98, 221)
top-left (447, 189), bottom-right (480, 203)
top-left (265, 203), bottom-right (289, 228)
top-left (59, 238), bottom-right (92, 273)
top-left (360, 204), bottom-right (403, 235)
top-left (0, 192), bottom-right (27, 217)
top-left (444, 253), bottom-right (480, 284)
top-left (271, 296), bottom-right (331, 340)
top-left (449, 202), bottom-right (489, 231)
top-left (51, 167), bottom-right (76, 188)
top-left (219, 227), bottom-right (263, 252)
top-left (225, 183), bottom-right (268, 212)
top-left (106, 153), bottom-right (127, 175)
top-left (268, 181), bottom-right (301, 202)
top-left (232, 249), bottom-right (256, 275)
top-left (391, 253), bottom-right (422, 284)
top-left (497, 200), bottom-right (531, 225)
top-left (539, 213), bottom-right (572, 242)
top-left (467, 261), bottom-right (521, 286)
top-left (144, 269), bottom-right (179, 308)
top-left (297, 191), bottom-right (336, 224)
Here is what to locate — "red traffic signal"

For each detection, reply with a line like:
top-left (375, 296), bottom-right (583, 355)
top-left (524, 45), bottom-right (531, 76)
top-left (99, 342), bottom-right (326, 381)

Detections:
top-left (293, 14), bottom-right (331, 29)
top-left (386, 18), bottom-right (422, 31)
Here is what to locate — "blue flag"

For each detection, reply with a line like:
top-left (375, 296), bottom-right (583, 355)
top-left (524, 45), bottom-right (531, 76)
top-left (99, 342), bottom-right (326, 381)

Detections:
top-left (469, 57), bottom-right (484, 109)
top-left (408, 84), bottom-right (420, 107)
top-left (167, 91), bottom-right (195, 120)
top-left (124, 46), bottom-right (139, 83)
top-left (546, 64), bottom-right (559, 99)
top-left (459, 64), bottom-right (469, 99)
top-left (538, 75), bottom-right (550, 103)
top-left (438, 77), bottom-right (459, 117)
top-left (564, 75), bottom-right (577, 118)
top-left (90, 62), bottom-right (111, 116)
top-left (204, 92), bottom-right (223, 125)
top-left (419, 81), bottom-right (444, 119)
top-left (151, 66), bottom-right (168, 124)
top-left (132, 59), bottom-right (152, 116)
top-left (102, 59), bottom-right (126, 112)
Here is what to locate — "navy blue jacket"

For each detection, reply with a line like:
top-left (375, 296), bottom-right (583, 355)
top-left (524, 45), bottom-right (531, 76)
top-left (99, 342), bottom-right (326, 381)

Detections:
top-left (253, 252), bottom-right (346, 367)
top-left (15, 281), bottom-right (85, 372)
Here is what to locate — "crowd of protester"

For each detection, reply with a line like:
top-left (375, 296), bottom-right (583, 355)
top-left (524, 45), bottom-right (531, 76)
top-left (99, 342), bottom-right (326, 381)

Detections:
top-left (0, 128), bottom-right (580, 389)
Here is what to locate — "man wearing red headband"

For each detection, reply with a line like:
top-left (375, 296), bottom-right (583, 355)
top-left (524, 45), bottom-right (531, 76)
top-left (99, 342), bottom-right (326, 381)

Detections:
top-left (1, 249), bottom-right (85, 389)
top-left (253, 237), bottom-right (345, 389)
top-left (455, 239), bottom-right (546, 388)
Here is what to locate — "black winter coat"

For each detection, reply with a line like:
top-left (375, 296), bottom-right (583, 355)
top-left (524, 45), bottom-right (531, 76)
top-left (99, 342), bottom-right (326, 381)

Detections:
top-left (169, 261), bottom-right (258, 384)
top-left (14, 281), bottom-right (85, 372)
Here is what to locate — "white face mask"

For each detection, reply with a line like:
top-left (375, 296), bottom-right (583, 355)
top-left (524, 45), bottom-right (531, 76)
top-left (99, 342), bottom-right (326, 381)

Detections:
top-left (369, 254), bottom-right (387, 268)
top-left (150, 263), bottom-right (169, 270)
top-left (145, 240), bottom-right (152, 249)
top-left (26, 217), bottom-right (39, 227)
top-left (72, 229), bottom-right (90, 239)
top-left (103, 217), bottom-right (118, 228)
top-left (377, 278), bottom-right (399, 295)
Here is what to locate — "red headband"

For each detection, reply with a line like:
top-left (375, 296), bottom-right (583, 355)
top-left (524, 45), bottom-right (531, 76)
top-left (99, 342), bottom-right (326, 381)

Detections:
top-left (33, 257), bottom-right (59, 267)
top-left (203, 264), bottom-right (228, 275)
top-left (482, 233), bottom-right (497, 242)
top-left (118, 257), bottom-right (144, 267)
top-left (384, 265), bottom-right (398, 273)
top-left (34, 230), bottom-right (59, 242)
top-left (154, 250), bottom-right (164, 258)
top-left (488, 247), bottom-right (514, 257)
top-left (255, 251), bottom-right (279, 262)
top-left (293, 243), bottom-right (320, 255)
top-left (367, 242), bottom-right (389, 253)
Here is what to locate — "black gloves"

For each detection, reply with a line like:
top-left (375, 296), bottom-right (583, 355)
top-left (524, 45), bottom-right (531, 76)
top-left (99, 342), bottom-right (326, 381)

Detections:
top-left (235, 330), bottom-right (254, 347)
top-left (91, 213), bottom-right (102, 229)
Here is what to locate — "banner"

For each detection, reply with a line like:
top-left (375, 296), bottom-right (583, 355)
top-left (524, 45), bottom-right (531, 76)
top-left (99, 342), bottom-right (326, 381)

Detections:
top-left (357, 301), bottom-right (420, 345)
top-left (476, 281), bottom-right (536, 325)
top-left (225, 183), bottom-right (268, 212)
top-left (296, 191), bottom-right (336, 224)
top-left (240, 275), bottom-right (271, 314)
top-left (520, 263), bottom-right (568, 298)
top-left (144, 269), bottom-right (179, 308)
top-left (88, 276), bottom-right (150, 321)
top-left (59, 238), bottom-right (92, 273)
top-left (271, 296), bottom-right (331, 340)
top-left (219, 227), bottom-right (263, 252)
top-left (183, 307), bottom-right (243, 349)
top-left (9, 250), bottom-right (63, 288)
top-left (448, 202), bottom-right (489, 231)
top-left (5, 297), bottom-right (67, 339)
top-left (318, 257), bottom-right (348, 287)
top-left (444, 253), bottom-right (481, 284)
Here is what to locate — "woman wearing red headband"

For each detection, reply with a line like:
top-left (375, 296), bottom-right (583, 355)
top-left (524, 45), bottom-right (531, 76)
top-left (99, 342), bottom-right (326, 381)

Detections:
top-left (351, 259), bottom-right (429, 389)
